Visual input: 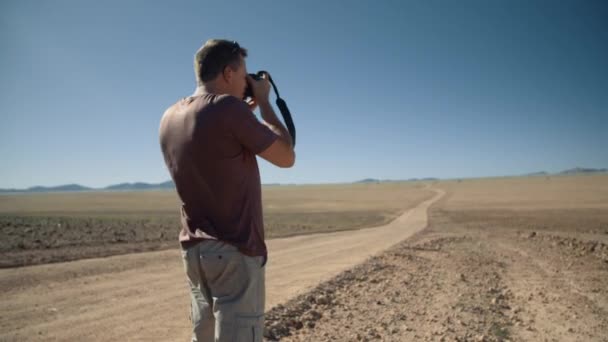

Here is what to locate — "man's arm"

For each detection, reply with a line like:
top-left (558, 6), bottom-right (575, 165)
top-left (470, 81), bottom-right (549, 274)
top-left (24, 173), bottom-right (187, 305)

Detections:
top-left (258, 100), bottom-right (295, 167)
top-left (248, 74), bottom-right (295, 168)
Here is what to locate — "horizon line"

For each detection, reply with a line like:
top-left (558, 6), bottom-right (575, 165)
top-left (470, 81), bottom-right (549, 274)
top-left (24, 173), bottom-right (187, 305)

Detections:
top-left (1, 167), bottom-right (607, 193)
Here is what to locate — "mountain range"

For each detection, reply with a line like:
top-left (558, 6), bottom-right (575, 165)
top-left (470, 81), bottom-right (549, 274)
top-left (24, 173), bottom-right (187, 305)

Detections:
top-left (0, 181), bottom-right (175, 194)
top-left (0, 167), bottom-right (606, 194)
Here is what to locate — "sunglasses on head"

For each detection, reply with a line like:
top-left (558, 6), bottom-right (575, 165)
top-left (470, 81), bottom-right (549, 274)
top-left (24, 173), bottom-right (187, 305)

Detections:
top-left (231, 41), bottom-right (241, 54)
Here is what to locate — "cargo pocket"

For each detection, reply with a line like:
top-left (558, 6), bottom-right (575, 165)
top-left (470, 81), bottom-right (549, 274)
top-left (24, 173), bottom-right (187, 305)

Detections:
top-left (200, 250), bottom-right (247, 299)
top-left (235, 313), bottom-right (264, 342)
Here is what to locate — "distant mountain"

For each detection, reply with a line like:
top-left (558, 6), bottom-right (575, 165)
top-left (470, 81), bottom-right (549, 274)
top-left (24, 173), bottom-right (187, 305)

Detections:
top-left (158, 180), bottom-right (175, 188)
top-left (104, 181), bottom-right (175, 191)
top-left (522, 171), bottom-right (549, 177)
top-left (1, 167), bottom-right (605, 194)
top-left (34, 184), bottom-right (93, 192)
top-left (355, 177), bottom-right (439, 184)
top-left (355, 178), bottom-right (381, 183)
top-left (0, 184), bottom-right (92, 193)
top-left (520, 168), bottom-right (606, 177)
top-left (0, 181), bottom-right (174, 194)
top-left (558, 167), bottom-right (607, 175)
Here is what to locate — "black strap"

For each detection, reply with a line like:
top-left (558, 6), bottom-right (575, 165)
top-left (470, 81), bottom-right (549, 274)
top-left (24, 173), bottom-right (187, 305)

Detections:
top-left (259, 71), bottom-right (296, 147)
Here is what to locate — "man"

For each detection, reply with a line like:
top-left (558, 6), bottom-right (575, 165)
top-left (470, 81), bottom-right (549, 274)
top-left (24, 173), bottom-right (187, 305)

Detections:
top-left (159, 39), bottom-right (295, 342)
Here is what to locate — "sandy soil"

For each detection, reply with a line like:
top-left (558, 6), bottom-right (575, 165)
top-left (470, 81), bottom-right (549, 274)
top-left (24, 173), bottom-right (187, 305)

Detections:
top-left (265, 212), bottom-right (608, 342)
top-left (2, 176), bottom-right (606, 342)
top-left (0, 183), bottom-right (433, 268)
top-left (0, 189), bottom-right (443, 341)
top-left (264, 177), bottom-right (608, 342)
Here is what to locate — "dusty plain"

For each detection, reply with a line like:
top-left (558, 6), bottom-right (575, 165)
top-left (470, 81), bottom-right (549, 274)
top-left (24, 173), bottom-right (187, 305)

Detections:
top-left (1, 175), bottom-right (607, 341)
top-left (267, 174), bottom-right (608, 342)
top-left (0, 183), bottom-right (439, 341)
top-left (0, 182), bottom-right (432, 267)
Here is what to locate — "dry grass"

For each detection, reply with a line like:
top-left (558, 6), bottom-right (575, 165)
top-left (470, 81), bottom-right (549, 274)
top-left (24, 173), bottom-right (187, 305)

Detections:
top-left (436, 174), bottom-right (608, 210)
top-left (0, 182), bottom-right (432, 216)
top-left (431, 174), bottom-right (608, 246)
top-left (0, 190), bottom-right (181, 216)
top-left (0, 182), bottom-right (433, 267)
top-left (262, 183), bottom-right (434, 236)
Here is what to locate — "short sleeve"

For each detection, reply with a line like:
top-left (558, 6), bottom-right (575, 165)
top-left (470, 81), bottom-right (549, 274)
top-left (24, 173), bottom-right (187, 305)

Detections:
top-left (225, 97), bottom-right (278, 154)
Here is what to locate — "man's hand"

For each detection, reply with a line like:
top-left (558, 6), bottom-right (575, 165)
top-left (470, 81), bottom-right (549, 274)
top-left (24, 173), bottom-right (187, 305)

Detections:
top-left (247, 73), bottom-right (271, 105)
top-left (248, 71), bottom-right (295, 168)
top-left (246, 98), bottom-right (258, 112)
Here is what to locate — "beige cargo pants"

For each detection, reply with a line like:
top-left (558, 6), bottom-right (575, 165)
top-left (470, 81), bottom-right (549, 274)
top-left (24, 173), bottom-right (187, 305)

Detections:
top-left (181, 240), bottom-right (265, 342)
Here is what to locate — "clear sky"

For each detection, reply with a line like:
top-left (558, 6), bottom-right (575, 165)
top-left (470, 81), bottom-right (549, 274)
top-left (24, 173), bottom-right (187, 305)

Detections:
top-left (1, 0), bottom-right (607, 188)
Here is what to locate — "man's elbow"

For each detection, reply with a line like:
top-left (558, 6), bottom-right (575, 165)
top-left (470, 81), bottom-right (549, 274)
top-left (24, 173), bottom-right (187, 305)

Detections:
top-left (280, 151), bottom-right (296, 168)
top-left (258, 140), bottom-right (296, 168)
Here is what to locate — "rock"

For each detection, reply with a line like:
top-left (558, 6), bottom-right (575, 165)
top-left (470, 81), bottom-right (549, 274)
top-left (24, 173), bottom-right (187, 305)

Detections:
top-left (316, 294), bottom-right (331, 305)
top-left (264, 321), bottom-right (290, 340)
top-left (305, 309), bottom-right (322, 321)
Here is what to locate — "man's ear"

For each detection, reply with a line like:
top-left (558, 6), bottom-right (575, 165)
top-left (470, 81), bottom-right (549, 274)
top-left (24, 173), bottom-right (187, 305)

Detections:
top-left (222, 66), bottom-right (232, 83)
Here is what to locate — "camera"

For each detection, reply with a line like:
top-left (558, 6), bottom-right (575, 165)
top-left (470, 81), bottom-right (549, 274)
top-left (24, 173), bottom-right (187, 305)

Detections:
top-left (243, 71), bottom-right (266, 100)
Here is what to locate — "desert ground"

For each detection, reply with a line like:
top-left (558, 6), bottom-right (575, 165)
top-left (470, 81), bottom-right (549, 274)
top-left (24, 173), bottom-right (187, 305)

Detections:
top-left (0, 182), bottom-right (432, 267)
top-left (266, 175), bottom-right (608, 342)
top-left (1, 175), bottom-right (607, 341)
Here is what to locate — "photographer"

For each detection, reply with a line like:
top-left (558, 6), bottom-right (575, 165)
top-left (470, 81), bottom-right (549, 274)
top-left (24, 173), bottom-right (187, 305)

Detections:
top-left (159, 39), bottom-right (295, 342)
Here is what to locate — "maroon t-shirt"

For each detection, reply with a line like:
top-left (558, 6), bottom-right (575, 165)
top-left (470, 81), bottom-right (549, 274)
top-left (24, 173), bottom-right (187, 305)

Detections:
top-left (159, 93), bottom-right (278, 257)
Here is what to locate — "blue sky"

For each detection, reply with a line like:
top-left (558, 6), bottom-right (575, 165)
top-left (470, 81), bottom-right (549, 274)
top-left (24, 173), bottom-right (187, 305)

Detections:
top-left (1, 0), bottom-right (607, 188)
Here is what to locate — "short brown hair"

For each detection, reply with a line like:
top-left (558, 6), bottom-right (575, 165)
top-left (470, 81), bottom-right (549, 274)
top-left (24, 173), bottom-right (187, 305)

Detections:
top-left (194, 39), bottom-right (248, 85)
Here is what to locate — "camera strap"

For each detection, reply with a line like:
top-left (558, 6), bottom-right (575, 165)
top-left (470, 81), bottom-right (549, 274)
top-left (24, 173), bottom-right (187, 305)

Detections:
top-left (259, 71), bottom-right (296, 147)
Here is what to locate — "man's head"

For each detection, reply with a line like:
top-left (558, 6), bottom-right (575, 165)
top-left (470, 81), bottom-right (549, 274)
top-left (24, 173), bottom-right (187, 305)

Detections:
top-left (194, 39), bottom-right (249, 99)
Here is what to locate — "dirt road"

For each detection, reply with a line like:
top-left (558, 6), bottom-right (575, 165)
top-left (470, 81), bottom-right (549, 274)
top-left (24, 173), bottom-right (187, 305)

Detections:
top-left (0, 189), bottom-right (443, 341)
